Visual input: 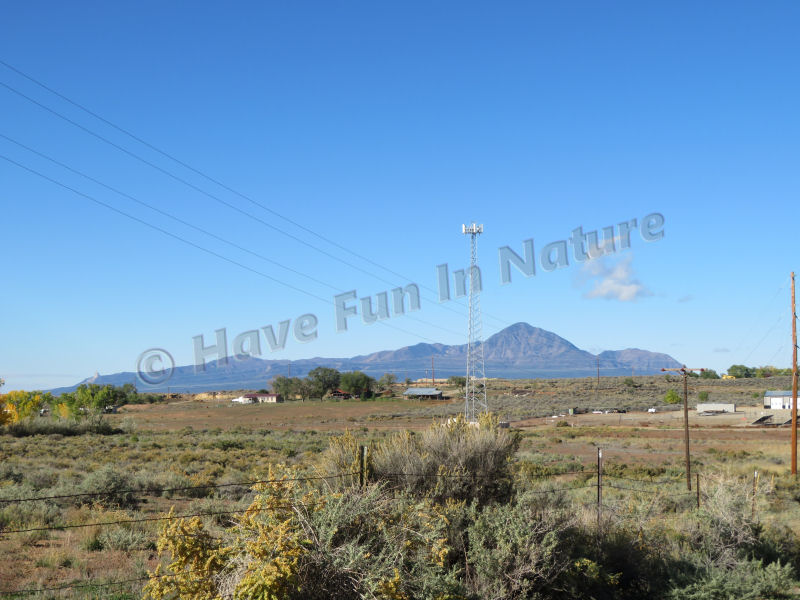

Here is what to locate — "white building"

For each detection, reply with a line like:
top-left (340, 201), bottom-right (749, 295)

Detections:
top-left (232, 393), bottom-right (283, 404)
top-left (764, 391), bottom-right (797, 410)
top-left (696, 403), bottom-right (736, 413)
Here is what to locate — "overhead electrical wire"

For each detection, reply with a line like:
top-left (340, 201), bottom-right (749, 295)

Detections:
top-left (0, 132), bottom-right (462, 339)
top-left (0, 63), bottom-right (513, 331)
top-left (0, 153), bottom-right (444, 344)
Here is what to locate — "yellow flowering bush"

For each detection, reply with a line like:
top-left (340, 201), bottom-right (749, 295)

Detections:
top-left (144, 464), bottom-right (464, 600)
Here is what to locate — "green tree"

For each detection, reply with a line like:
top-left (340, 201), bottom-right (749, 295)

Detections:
top-left (307, 367), bottom-right (341, 397)
top-left (291, 378), bottom-right (313, 402)
top-left (60, 384), bottom-right (128, 418)
top-left (728, 365), bottom-right (754, 378)
top-left (270, 375), bottom-right (294, 401)
top-left (755, 365), bottom-right (792, 378)
top-left (377, 373), bottom-right (397, 391)
top-left (339, 371), bottom-right (375, 398)
top-left (664, 389), bottom-right (682, 404)
top-left (700, 369), bottom-right (720, 379)
top-left (447, 376), bottom-right (467, 388)
top-left (698, 391), bottom-right (709, 402)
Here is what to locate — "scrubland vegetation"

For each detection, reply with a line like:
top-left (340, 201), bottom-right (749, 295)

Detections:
top-left (2, 378), bottom-right (800, 598)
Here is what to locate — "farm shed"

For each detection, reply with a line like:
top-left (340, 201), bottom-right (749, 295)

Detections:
top-left (696, 403), bottom-right (736, 413)
top-left (763, 391), bottom-right (797, 410)
top-left (403, 387), bottom-right (443, 400)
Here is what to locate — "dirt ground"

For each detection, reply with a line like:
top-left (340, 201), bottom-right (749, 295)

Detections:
top-left (113, 397), bottom-right (449, 431)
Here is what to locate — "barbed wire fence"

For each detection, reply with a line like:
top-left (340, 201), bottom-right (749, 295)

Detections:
top-left (0, 450), bottom-right (797, 597)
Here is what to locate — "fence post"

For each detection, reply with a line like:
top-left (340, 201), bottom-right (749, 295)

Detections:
top-left (359, 445), bottom-right (368, 488)
top-left (751, 469), bottom-right (759, 520)
top-left (597, 447), bottom-right (603, 532)
top-left (696, 473), bottom-right (700, 509)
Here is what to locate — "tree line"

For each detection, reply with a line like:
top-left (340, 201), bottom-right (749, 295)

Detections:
top-left (269, 367), bottom-right (400, 401)
top-left (725, 364), bottom-right (794, 378)
top-left (0, 382), bottom-right (156, 425)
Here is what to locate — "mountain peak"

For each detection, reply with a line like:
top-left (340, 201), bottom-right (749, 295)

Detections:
top-left (49, 322), bottom-right (682, 394)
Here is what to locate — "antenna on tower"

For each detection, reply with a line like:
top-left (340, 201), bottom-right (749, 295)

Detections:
top-left (462, 222), bottom-right (487, 422)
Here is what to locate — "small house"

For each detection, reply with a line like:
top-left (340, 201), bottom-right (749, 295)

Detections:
top-left (252, 393), bottom-right (282, 403)
top-left (232, 393), bottom-right (283, 404)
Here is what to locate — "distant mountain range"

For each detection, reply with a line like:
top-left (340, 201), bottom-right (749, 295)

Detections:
top-left (51, 322), bottom-right (682, 394)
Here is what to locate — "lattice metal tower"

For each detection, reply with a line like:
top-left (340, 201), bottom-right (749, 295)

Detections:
top-left (463, 222), bottom-right (487, 422)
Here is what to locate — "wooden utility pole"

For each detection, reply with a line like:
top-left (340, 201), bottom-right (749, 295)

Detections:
top-left (792, 272), bottom-right (797, 475)
top-left (431, 356), bottom-right (435, 388)
top-left (662, 366), bottom-right (705, 490)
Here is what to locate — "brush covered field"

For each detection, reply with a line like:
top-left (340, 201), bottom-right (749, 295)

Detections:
top-left (2, 375), bottom-right (800, 599)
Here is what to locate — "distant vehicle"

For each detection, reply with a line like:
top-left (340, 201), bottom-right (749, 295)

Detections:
top-left (647, 408), bottom-right (657, 413)
top-left (592, 410), bottom-right (603, 414)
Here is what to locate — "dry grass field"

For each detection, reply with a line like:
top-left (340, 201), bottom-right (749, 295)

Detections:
top-left (1, 375), bottom-right (799, 597)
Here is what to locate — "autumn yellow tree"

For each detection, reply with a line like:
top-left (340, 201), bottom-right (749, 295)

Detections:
top-left (0, 390), bottom-right (55, 423)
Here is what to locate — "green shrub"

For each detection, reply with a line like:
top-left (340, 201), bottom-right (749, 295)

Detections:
top-left (81, 465), bottom-right (139, 509)
top-left (98, 526), bottom-right (152, 552)
top-left (4, 419), bottom-right (121, 436)
top-left (367, 414), bottom-right (518, 505)
top-left (668, 560), bottom-right (798, 599)
top-left (145, 467), bottom-right (464, 600)
top-left (466, 493), bottom-right (575, 598)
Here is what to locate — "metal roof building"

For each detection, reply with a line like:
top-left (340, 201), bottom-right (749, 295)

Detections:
top-left (764, 390), bottom-right (797, 409)
top-left (403, 387), bottom-right (443, 399)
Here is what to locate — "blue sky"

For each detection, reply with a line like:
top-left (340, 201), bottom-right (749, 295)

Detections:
top-left (2, 1), bottom-right (798, 391)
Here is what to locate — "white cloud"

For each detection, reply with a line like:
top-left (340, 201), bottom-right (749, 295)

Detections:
top-left (580, 254), bottom-right (652, 302)
top-left (677, 295), bottom-right (693, 303)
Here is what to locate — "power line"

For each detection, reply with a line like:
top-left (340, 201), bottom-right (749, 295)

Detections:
top-left (0, 153), bottom-right (444, 344)
top-left (742, 310), bottom-right (789, 365)
top-left (0, 59), bottom-right (439, 289)
top-left (0, 133), bottom-right (342, 294)
top-left (0, 75), bottom-right (498, 330)
top-left (0, 154), bottom-right (329, 305)
top-left (0, 80), bottom-right (408, 291)
top-left (0, 132), bottom-right (463, 339)
top-left (730, 276), bottom-right (791, 359)
top-left (0, 62), bottom-right (514, 330)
